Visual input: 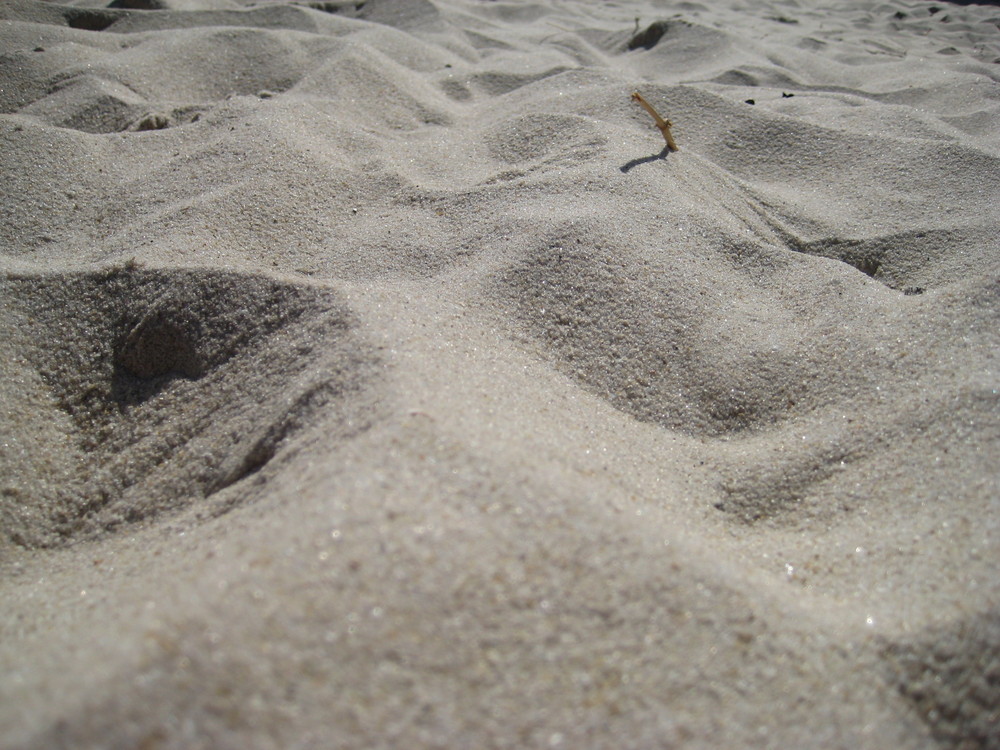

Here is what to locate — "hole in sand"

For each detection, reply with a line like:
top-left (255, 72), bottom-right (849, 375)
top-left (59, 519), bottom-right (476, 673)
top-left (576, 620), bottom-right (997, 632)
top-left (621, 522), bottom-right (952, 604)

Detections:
top-left (119, 311), bottom-right (205, 380)
top-left (0, 265), bottom-right (381, 548)
top-left (63, 9), bottom-right (121, 32)
top-left (628, 21), bottom-right (670, 51)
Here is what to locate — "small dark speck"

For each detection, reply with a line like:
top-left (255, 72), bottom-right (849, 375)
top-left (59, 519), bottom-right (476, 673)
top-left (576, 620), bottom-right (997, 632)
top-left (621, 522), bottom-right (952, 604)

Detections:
top-left (782, 92), bottom-right (794, 98)
top-left (444, 63), bottom-right (452, 68)
top-left (903, 286), bottom-right (926, 296)
top-left (928, 6), bottom-right (940, 14)
top-left (744, 99), bottom-right (756, 105)
top-left (893, 11), bottom-right (907, 19)
top-left (769, 15), bottom-right (798, 24)
top-left (33, 46), bottom-right (44, 52)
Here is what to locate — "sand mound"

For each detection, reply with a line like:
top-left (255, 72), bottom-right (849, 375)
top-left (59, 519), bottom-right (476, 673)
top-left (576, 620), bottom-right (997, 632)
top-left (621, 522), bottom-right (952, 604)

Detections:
top-left (1, 0), bottom-right (998, 746)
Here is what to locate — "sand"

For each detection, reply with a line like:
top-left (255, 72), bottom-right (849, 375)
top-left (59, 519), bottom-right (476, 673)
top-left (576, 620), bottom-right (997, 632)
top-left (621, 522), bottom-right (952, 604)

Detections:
top-left (1, 0), bottom-right (998, 746)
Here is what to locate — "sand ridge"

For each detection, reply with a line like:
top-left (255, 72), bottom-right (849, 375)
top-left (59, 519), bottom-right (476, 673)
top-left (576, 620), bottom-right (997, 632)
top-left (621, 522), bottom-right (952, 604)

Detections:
top-left (1, 0), bottom-right (998, 746)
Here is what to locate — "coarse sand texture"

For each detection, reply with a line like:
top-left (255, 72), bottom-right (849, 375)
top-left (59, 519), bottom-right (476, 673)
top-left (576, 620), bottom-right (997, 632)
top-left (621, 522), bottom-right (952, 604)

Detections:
top-left (1, 0), bottom-right (998, 747)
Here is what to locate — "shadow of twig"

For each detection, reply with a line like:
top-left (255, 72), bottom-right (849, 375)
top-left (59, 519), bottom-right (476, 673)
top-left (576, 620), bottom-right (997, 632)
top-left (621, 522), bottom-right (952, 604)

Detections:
top-left (620, 145), bottom-right (671, 173)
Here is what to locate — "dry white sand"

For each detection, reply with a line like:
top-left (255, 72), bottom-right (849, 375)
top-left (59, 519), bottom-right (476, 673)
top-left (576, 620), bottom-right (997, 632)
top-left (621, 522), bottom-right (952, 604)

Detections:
top-left (1, 0), bottom-right (999, 746)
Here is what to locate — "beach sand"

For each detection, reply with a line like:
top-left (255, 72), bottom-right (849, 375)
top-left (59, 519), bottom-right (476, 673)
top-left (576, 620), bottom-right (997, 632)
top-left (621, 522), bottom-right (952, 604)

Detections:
top-left (1, 0), bottom-right (998, 746)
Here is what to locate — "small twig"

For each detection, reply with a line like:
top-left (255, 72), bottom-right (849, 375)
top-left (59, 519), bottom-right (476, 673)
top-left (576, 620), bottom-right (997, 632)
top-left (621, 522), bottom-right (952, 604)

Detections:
top-left (631, 91), bottom-right (678, 151)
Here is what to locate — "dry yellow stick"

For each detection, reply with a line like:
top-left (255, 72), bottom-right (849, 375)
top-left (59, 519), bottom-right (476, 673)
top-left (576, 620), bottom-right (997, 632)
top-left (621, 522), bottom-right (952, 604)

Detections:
top-left (631, 91), bottom-right (678, 151)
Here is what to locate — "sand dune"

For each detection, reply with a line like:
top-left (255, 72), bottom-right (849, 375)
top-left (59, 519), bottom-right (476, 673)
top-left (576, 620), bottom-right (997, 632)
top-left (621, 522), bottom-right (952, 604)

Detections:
top-left (1, 0), bottom-right (998, 746)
